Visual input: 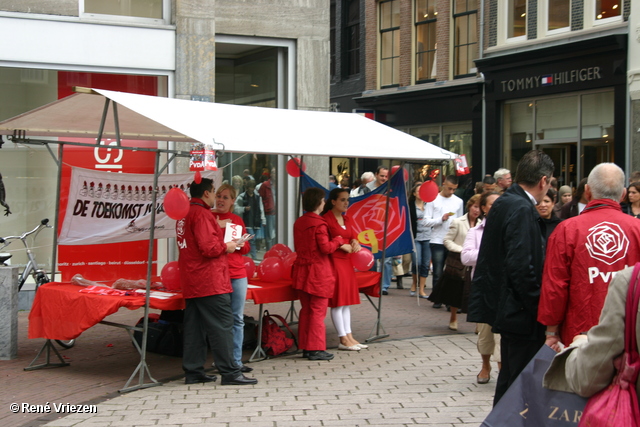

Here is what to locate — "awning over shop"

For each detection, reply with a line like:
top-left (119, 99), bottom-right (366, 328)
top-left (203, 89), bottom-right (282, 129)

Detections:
top-left (0, 88), bottom-right (457, 161)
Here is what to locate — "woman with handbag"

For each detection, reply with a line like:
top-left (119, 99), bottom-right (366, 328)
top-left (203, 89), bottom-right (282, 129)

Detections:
top-left (292, 188), bottom-right (350, 361)
top-left (544, 264), bottom-right (640, 425)
top-left (428, 194), bottom-right (482, 331)
top-left (321, 188), bottom-right (366, 351)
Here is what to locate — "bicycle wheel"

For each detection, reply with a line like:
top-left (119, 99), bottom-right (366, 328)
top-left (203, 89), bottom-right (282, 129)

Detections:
top-left (55, 339), bottom-right (75, 349)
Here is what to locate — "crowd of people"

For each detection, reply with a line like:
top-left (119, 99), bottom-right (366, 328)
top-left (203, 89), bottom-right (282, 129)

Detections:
top-left (174, 155), bottom-right (640, 405)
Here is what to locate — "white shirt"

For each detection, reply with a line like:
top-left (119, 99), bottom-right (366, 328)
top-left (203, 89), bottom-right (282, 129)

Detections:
top-left (423, 193), bottom-right (464, 245)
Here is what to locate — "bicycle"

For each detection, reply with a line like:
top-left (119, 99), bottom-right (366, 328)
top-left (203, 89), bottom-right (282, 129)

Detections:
top-left (0, 218), bottom-right (75, 349)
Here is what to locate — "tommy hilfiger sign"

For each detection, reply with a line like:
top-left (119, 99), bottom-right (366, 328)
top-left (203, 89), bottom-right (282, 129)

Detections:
top-left (500, 67), bottom-right (603, 93)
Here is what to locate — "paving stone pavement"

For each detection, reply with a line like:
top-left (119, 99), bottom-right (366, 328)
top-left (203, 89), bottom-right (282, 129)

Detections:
top-left (2, 276), bottom-right (498, 426)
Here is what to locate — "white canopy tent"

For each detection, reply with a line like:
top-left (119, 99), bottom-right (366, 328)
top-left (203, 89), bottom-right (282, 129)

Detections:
top-left (0, 88), bottom-right (457, 161)
top-left (0, 88), bottom-right (458, 391)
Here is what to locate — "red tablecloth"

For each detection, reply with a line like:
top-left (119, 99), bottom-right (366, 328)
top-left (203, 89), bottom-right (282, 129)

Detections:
top-left (28, 283), bottom-right (185, 340)
top-left (28, 271), bottom-right (381, 341)
top-left (246, 271), bottom-right (380, 303)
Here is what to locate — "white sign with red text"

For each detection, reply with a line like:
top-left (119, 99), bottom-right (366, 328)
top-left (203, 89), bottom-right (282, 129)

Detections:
top-left (59, 167), bottom-right (221, 245)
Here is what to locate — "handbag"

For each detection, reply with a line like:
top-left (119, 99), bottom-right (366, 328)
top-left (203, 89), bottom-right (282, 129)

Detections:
top-left (259, 310), bottom-right (297, 356)
top-left (577, 263), bottom-right (640, 427)
top-left (481, 345), bottom-right (588, 426)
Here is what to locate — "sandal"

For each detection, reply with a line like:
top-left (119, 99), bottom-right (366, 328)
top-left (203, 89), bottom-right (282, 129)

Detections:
top-left (477, 373), bottom-right (490, 384)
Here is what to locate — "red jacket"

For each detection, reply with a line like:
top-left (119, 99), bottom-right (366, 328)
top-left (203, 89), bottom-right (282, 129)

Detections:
top-left (258, 180), bottom-right (275, 215)
top-left (214, 210), bottom-right (250, 279)
top-left (292, 212), bottom-right (342, 298)
top-left (538, 199), bottom-right (640, 343)
top-left (176, 198), bottom-right (231, 299)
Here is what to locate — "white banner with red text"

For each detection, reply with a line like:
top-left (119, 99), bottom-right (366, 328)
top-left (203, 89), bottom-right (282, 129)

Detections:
top-left (59, 167), bottom-right (222, 245)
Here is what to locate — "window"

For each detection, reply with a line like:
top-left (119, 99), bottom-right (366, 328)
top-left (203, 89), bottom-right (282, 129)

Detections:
top-left (508, 0), bottom-right (527, 39)
top-left (380, 0), bottom-right (400, 87)
top-left (453, 0), bottom-right (478, 77)
top-left (330, 1), bottom-right (336, 79)
top-left (548, 0), bottom-right (571, 32)
top-left (344, 0), bottom-right (361, 77)
top-left (415, 0), bottom-right (437, 82)
top-left (81, 0), bottom-right (169, 24)
top-left (595, 0), bottom-right (621, 22)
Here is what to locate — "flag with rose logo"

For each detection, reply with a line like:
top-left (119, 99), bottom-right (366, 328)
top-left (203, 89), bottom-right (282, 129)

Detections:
top-left (299, 171), bottom-right (413, 259)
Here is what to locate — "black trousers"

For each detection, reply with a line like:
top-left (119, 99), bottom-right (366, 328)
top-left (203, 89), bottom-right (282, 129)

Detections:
top-left (183, 293), bottom-right (240, 381)
top-left (493, 334), bottom-right (545, 406)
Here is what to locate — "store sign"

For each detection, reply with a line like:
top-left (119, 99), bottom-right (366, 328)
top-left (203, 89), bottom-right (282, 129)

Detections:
top-left (500, 67), bottom-right (602, 93)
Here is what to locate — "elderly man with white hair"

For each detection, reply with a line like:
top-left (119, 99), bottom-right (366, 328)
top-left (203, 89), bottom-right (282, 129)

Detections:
top-left (350, 171), bottom-right (375, 197)
top-left (493, 168), bottom-right (512, 193)
top-left (539, 163), bottom-right (640, 353)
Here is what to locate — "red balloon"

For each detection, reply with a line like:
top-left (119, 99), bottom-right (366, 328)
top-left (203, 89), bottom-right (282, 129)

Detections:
top-left (161, 261), bottom-right (181, 291)
top-left (286, 157), bottom-right (307, 177)
top-left (257, 257), bottom-right (284, 282)
top-left (419, 180), bottom-right (439, 203)
top-left (264, 249), bottom-right (283, 260)
top-left (164, 187), bottom-right (190, 220)
top-left (351, 248), bottom-right (375, 272)
top-left (270, 243), bottom-right (293, 258)
top-left (282, 252), bottom-right (297, 280)
top-left (242, 256), bottom-right (256, 279)
top-left (391, 165), bottom-right (409, 181)
top-left (194, 170), bottom-right (202, 184)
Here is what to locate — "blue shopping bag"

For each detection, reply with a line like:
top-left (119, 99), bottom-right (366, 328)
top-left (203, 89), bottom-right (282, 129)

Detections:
top-left (481, 345), bottom-right (588, 427)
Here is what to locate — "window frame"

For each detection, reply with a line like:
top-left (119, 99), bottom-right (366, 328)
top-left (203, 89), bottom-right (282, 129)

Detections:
top-left (379, 0), bottom-right (401, 88)
top-left (414, 0), bottom-right (438, 84)
top-left (343, 0), bottom-right (361, 78)
top-left (452, 0), bottom-right (479, 78)
top-left (79, 0), bottom-right (171, 26)
top-left (544, 0), bottom-right (571, 36)
top-left (505, 0), bottom-right (527, 43)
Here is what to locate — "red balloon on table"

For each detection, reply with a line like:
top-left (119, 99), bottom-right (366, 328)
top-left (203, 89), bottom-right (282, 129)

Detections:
top-left (351, 248), bottom-right (375, 272)
top-left (282, 252), bottom-right (297, 280)
top-left (270, 243), bottom-right (293, 258)
top-left (161, 261), bottom-right (181, 291)
top-left (242, 256), bottom-right (256, 279)
top-left (164, 187), bottom-right (190, 220)
top-left (286, 158), bottom-right (307, 177)
top-left (264, 249), bottom-right (283, 260)
top-left (257, 257), bottom-right (284, 282)
top-left (419, 180), bottom-right (439, 203)
top-left (390, 165), bottom-right (409, 181)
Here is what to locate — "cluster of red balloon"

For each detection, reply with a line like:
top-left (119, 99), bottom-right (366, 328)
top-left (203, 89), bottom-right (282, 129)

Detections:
top-left (160, 261), bottom-right (181, 291)
top-left (243, 243), bottom-right (297, 282)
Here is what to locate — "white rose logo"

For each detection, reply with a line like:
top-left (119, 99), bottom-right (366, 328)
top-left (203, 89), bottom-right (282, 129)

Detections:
top-left (585, 221), bottom-right (629, 265)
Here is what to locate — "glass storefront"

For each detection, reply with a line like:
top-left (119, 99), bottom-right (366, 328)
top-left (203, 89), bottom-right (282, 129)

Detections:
top-left (503, 90), bottom-right (614, 188)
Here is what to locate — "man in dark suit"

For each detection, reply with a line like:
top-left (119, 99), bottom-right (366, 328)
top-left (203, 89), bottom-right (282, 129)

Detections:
top-left (467, 150), bottom-right (554, 405)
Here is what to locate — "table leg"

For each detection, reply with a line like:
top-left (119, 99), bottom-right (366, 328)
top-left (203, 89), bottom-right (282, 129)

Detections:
top-left (285, 300), bottom-right (299, 325)
top-left (363, 294), bottom-right (389, 343)
top-left (24, 339), bottom-right (70, 371)
top-left (249, 304), bottom-right (267, 362)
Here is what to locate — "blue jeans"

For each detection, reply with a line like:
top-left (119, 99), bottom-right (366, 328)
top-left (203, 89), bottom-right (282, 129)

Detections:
top-left (411, 240), bottom-right (431, 278)
top-left (379, 257), bottom-right (393, 292)
top-left (430, 243), bottom-right (448, 289)
top-left (265, 215), bottom-right (275, 250)
top-left (245, 227), bottom-right (259, 259)
top-left (230, 277), bottom-right (248, 366)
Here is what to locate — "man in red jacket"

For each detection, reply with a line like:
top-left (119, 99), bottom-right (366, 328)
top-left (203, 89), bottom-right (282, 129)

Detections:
top-left (539, 163), bottom-right (640, 350)
top-left (176, 178), bottom-right (257, 386)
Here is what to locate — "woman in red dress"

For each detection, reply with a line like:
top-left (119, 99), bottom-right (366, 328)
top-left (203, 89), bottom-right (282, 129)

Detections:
top-left (321, 188), bottom-right (367, 351)
top-left (292, 188), bottom-right (349, 361)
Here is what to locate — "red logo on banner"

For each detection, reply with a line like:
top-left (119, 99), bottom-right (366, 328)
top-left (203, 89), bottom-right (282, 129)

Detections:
top-left (348, 194), bottom-right (406, 254)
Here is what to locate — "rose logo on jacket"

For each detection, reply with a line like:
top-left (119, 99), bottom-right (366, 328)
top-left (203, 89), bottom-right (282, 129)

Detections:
top-left (585, 221), bottom-right (629, 265)
top-left (176, 219), bottom-right (187, 249)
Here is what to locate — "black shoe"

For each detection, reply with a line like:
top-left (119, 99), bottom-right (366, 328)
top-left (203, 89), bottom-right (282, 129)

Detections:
top-left (302, 350), bottom-right (309, 358)
top-left (185, 374), bottom-right (217, 384)
top-left (432, 303), bottom-right (442, 309)
top-left (382, 290), bottom-right (389, 296)
top-left (221, 373), bottom-right (258, 385)
top-left (306, 350), bottom-right (334, 361)
top-left (240, 365), bottom-right (253, 373)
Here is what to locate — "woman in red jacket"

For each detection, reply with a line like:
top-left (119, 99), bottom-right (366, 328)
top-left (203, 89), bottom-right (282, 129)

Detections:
top-left (214, 183), bottom-right (252, 372)
top-left (321, 188), bottom-right (367, 351)
top-left (292, 188), bottom-right (349, 361)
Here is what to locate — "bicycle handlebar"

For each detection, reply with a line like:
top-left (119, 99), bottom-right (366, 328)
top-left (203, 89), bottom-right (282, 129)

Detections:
top-left (0, 218), bottom-right (52, 247)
